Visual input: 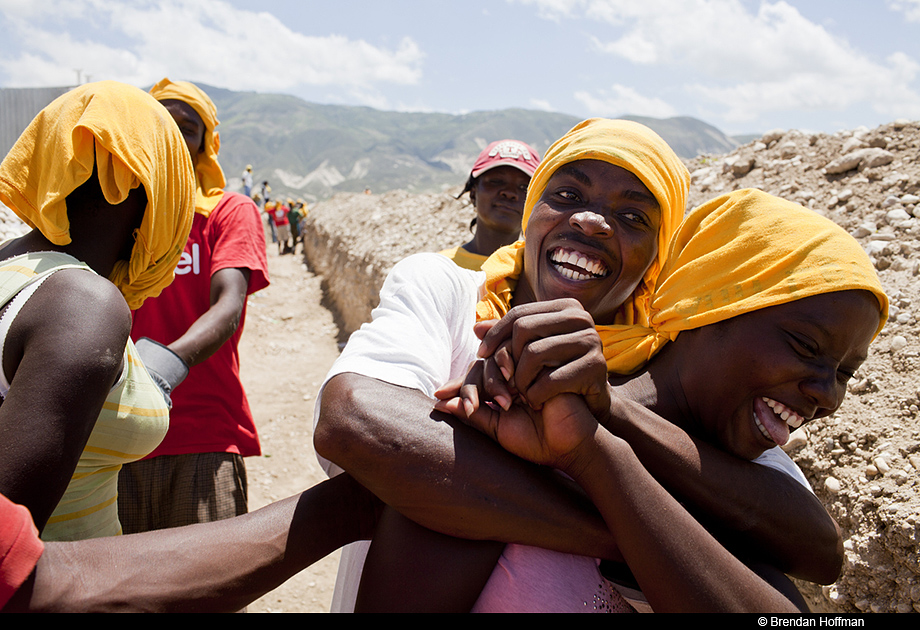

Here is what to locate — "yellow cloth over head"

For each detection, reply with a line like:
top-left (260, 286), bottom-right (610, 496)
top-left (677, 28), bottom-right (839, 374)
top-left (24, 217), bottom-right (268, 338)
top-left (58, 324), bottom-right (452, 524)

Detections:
top-left (0, 81), bottom-right (195, 310)
top-left (477, 118), bottom-right (691, 328)
top-left (149, 77), bottom-right (226, 217)
top-left (602, 188), bottom-right (889, 374)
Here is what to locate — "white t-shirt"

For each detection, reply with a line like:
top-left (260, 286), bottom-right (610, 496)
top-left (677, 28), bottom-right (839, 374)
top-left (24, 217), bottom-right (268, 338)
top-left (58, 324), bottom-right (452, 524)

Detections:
top-left (313, 253), bottom-right (812, 612)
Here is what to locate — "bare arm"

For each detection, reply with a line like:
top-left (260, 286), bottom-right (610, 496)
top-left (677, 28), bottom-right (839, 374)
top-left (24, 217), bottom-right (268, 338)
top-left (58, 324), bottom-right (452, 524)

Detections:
top-left (569, 412), bottom-right (805, 612)
top-left (0, 271), bottom-right (129, 530)
top-left (461, 393), bottom-right (805, 612)
top-left (469, 300), bottom-right (842, 583)
top-left (314, 372), bottom-right (622, 560)
top-left (5, 475), bottom-right (379, 612)
top-left (166, 267), bottom-right (250, 367)
top-left (603, 396), bottom-right (842, 584)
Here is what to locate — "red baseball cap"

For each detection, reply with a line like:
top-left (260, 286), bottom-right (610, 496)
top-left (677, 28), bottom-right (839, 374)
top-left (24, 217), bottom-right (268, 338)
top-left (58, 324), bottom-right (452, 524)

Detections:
top-left (471, 139), bottom-right (541, 178)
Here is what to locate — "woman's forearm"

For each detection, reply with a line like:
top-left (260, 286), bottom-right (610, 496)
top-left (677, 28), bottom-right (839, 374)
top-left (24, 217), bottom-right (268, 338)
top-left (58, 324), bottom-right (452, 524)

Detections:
top-left (314, 372), bottom-right (622, 560)
top-left (604, 397), bottom-right (842, 583)
top-left (570, 427), bottom-right (804, 613)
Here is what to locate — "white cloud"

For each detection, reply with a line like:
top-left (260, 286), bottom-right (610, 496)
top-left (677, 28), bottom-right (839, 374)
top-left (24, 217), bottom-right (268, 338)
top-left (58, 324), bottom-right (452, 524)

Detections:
top-left (0, 0), bottom-right (424, 97)
top-left (520, 0), bottom-right (920, 126)
top-left (888, 0), bottom-right (920, 22)
top-left (575, 84), bottom-right (677, 118)
top-left (522, 0), bottom-right (866, 79)
top-left (692, 51), bottom-right (920, 123)
top-left (509, 0), bottom-right (585, 21)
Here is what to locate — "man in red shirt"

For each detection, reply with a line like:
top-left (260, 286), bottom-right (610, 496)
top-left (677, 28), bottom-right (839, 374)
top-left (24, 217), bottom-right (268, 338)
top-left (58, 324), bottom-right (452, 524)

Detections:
top-left (269, 199), bottom-right (292, 254)
top-left (118, 79), bottom-right (270, 533)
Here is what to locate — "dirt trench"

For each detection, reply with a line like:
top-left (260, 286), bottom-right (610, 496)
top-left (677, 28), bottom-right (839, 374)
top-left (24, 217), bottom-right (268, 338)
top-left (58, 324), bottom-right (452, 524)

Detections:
top-left (239, 240), bottom-right (342, 612)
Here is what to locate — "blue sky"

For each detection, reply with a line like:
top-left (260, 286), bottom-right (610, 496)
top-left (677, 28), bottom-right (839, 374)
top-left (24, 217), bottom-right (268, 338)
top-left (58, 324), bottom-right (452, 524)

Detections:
top-left (2, 0), bottom-right (920, 135)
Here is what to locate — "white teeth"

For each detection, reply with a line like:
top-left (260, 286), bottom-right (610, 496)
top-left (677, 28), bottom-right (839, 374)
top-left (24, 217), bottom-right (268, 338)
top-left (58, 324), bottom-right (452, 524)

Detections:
top-left (558, 266), bottom-right (593, 281)
top-left (550, 247), bottom-right (609, 279)
top-left (762, 397), bottom-right (804, 429)
top-left (753, 413), bottom-right (774, 442)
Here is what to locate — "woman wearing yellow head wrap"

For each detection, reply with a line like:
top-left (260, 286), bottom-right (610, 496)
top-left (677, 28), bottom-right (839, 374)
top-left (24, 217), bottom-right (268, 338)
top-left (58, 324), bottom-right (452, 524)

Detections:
top-left (602, 187), bottom-right (888, 374)
top-left (0, 81), bottom-right (195, 541)
top-left (476, 118), bottom-right (689, 327)
top-left (315, 118), bottom-right (694, 612)
top-left (438, 188), bottom-right (886, 612)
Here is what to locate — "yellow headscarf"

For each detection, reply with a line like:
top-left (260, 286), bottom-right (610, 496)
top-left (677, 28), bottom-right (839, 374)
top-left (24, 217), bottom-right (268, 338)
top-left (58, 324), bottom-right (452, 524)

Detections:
top-left (149, 78), bottom-right (226, 217)
top-left (603, 188), bottom-right (889, 374)
top-left (0, 81), bottom-right (195, 309)
top-left (477, 118), bottom-right (690, 328)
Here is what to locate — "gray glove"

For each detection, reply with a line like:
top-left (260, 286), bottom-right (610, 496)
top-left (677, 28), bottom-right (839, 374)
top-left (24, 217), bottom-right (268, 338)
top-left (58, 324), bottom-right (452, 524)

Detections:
top-left (135, 337), bottom-right (189, 409)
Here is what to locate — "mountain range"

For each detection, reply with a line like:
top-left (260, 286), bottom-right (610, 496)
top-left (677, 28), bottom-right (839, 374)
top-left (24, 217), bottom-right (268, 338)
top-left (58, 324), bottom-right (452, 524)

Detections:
top-left (0, 84), bottom-right (743, 204)
top-left (204, 85), bottom-right (741, 203)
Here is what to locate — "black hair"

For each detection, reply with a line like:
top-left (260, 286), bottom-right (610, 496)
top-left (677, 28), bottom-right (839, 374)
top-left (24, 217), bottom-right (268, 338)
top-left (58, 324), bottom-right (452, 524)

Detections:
top-left (456, 173), bottom-right (477, 233)
top-left (456, 173), bottom-right (476, 200)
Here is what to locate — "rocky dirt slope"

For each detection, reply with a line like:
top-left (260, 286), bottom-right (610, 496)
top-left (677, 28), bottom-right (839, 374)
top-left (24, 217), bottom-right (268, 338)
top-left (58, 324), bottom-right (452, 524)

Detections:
top-left (303, 121), bottom-right (920, 614)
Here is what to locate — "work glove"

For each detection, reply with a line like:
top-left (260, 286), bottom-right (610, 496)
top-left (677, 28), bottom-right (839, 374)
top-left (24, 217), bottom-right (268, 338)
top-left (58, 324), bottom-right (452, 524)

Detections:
top-left (135, 337), bottom-right (189, 409)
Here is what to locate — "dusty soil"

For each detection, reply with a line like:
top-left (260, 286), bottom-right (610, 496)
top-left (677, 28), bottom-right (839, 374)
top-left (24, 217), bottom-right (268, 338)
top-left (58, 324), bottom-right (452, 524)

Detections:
top-left (239, 239), bottom-right (342, 613)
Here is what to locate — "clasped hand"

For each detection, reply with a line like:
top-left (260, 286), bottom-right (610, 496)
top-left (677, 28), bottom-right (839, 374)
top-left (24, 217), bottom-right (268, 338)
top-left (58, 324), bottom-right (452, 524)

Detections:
top-left (434, 299), bottom-right (611, 472)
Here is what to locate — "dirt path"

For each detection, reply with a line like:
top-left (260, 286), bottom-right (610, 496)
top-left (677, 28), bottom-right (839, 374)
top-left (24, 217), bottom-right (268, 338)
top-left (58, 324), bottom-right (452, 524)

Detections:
top-left (237, 241), bottom-right (343, 612)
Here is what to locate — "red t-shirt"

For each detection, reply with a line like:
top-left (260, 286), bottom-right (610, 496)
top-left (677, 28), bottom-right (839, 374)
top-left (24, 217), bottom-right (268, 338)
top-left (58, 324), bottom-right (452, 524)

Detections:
top-left (271, 206), bottom-right (290, 226)
top-left (131, 192), bottom-right (270, 458)
top-left (1, 494), bottom-right (44, 610)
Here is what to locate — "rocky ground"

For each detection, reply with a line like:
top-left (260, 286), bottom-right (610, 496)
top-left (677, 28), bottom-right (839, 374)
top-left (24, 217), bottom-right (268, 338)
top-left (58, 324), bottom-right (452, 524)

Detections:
top-left (303, 120), bottom-right (920, 614)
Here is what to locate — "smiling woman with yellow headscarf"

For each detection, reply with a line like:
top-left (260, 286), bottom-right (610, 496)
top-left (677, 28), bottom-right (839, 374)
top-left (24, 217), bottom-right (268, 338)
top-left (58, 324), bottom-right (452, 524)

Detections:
top-left (476, 118), bottom-right (690, 329)
top-left (314, 117), bottom-right (692, 612)
top-left (0, 81), bottom-right (195, 541)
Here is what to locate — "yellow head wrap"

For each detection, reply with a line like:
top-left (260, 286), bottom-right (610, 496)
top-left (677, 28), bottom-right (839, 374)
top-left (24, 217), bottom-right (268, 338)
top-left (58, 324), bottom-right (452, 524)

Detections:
top-left (603, 188), bottom-right (889, 374)
top-left (477, 118), bottom-right (690, 327)
top-left (149, 78), bottom-right (226, 216)
top-left (0, 81), bottom-right (195, 310)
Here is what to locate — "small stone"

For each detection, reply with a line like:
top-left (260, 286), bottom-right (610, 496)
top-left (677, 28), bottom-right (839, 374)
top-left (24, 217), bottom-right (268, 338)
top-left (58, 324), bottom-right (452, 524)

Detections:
top-left (762, 129), bottom-right (785, 144)
top-left (890, 336), bottom-right (908, 352)
top-left (874, 457), bottom-right (891, 474)
top-left (825, 477), bottom-right (842, 493)
top-left (882, 196), bottom-right (901, 208)
top-left (783, 427), bottom-right (808, 451)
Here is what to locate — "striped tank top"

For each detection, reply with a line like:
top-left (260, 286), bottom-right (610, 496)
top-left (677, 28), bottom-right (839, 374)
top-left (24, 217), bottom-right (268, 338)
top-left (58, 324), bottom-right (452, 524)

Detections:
top-left (0, 252), bottom-right (169, 541)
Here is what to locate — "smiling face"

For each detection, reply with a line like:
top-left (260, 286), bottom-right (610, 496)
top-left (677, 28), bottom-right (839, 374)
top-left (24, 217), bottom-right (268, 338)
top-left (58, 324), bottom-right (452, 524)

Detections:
top-left (676, 290), bottom-right (881, 460)
top-left (470, 165), bottom-right (531, 237)
top-left (515, 159), bottom-right (662, 325)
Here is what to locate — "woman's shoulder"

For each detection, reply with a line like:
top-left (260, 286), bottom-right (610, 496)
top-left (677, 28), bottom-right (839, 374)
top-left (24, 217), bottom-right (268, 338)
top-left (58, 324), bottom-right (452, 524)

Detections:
top-left (23, 267), bottom-right (131, 342)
